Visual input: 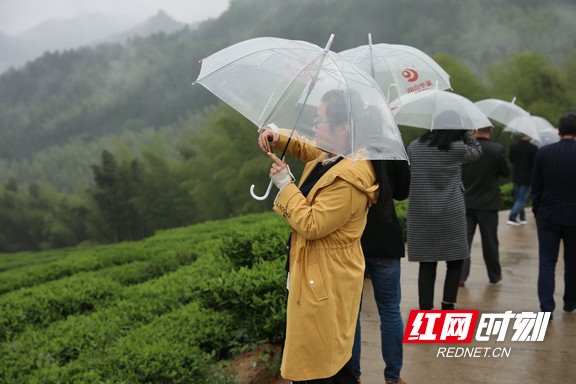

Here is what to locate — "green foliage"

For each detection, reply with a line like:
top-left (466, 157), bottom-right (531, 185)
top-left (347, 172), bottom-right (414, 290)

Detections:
top-left (0, 212), bottom-right (288, 383)
top-left (220, 224), bottom-right (289, 268)
top-left (394, 200), bottom-right (408, 240)
top-left (1, 0), bottom-right (575, 253)
top-left (486, 52), bottom-right (571, 122)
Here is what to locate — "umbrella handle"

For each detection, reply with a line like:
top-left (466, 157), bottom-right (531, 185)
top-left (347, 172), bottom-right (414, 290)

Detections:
top-left (249, 180), bottom-right (273, 200)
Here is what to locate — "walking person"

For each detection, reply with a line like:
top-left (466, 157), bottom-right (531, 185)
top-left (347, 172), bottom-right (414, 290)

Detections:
top-left (258, 90), bottom-right (379, 383)
top-left (460, 127), bottom-right (509, 286)
top-left (407, 110), bottom-right (482, 310)
top-left (531, 112), bottom-right (576, 316)
top-left (508, 134), bottom-right (538, 225)
top-left (351, 159), bottom-right (410, 384)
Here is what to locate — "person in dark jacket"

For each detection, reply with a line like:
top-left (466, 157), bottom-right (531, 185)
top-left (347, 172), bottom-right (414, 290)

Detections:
top-left (508, 134), bottom-right (538, 225)
top-left (460, 127), bottom-right (509, 286)
top-left (531, 112), bottom-right (576, 315)
top-left (351, 159), bottom-right (410, 384)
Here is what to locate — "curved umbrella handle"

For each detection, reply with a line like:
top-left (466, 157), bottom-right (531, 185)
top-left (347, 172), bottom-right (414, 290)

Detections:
top-left (249, 180), bottom-right (274, 201)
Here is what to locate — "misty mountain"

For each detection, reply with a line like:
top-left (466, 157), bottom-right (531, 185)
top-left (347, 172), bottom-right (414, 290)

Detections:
top-left (0, 0), bottom-right (575, 193)
top-left (103, 11), bottom-right (188, 44)
top-left (0, 11), bottom-right (187, 73)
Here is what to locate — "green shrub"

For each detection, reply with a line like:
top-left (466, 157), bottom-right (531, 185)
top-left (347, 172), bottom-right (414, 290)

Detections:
top-left (0, 274), bottom-right (121, 342)
top-left (220, 224), bottom-right (288, 268)
top-left (198, 257), bottom-right (287, 347)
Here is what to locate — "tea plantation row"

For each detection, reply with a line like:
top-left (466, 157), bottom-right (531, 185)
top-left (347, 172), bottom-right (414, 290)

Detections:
top-left (0, 212), bottom-right (290, 383)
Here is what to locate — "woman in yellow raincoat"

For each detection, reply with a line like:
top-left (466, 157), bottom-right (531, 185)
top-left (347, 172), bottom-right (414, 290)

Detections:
top-left (258, 90), bottom-right (379, 383)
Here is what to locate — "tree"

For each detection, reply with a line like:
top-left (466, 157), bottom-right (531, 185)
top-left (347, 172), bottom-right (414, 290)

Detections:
top-left (486, 52), bottom-right (571, 123)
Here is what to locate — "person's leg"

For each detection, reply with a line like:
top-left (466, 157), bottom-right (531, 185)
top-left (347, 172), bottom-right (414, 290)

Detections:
top-left (365, 257), bottom-right (403, 382)
top-left (509, 184), bottom-right (522, 222)
top-left (509, 185), bottom-right (529, 222)
top-left (536, 219), bottom-right (561, 312)
top-left (562, 225), bottom-right (576, 311)
top-left (516, 185), bottom-right (530, 222)
top-left (461, 210), bottom-right (477, 283)
top-left (477, 210), bottom-right (502, 283)
top-left (350, 289), bottom-right (363, 380)
top-left (418, 262), bottom-right (437, 309)
top-left (443, 259), bottom-right (464, 308)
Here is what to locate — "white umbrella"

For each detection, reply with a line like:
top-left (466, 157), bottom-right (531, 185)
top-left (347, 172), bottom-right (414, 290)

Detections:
top-left (339, 34), bottom-right (451, 102)
top-left (519, 116), bottom-right (558, 146)
top-left (195, 35), bottom-right (407, 200)
top-left (390, 89), bottom-right (492, 130)
top-left (503, 115), bottom-right (542, 142)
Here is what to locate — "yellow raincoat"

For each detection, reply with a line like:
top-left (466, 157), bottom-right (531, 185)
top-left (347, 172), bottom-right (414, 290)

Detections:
top-left (272, 133), bottom-right (378, 381)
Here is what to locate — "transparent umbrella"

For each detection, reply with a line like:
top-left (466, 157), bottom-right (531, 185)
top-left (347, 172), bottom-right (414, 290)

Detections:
top-left (506, 115), bottom-right (556, 145)
top-left (339, 33), bottom-right (451, 102)
top-left (475, 97), bottom-right (539, 141)
top-left (390, 88), bottom-right (492, 130)
top-left (195, 35), bottom-right (407, 200)
top-left (532, 116), bottom-right (560, 146)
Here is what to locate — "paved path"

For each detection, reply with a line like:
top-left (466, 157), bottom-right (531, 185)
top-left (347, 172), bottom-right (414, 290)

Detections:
top-left (358, 210), bottom-right (575, 384)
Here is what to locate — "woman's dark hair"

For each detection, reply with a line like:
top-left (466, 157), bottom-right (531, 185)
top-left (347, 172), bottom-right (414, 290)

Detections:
top-left (418, 110), bottom-right (466, 150)
top-left (321, 89), bottom-right (349, 126)
top-left (419, 129), bottom-right (466, 151)
top-left (371, 160), bottom-right (395, 221)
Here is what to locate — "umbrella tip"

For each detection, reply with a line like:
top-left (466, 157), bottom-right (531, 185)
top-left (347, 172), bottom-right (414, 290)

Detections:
top-left (325, 34), bottom-right (335, 51)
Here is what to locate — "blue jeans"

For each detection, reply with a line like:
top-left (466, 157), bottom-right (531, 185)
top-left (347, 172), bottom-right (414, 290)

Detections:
top-left (509, 184), bottom-right (530, 222)
top-left (351, 257), bottom-right (403, 382)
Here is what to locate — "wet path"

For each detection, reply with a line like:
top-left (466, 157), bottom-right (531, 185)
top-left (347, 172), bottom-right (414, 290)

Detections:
top-left (358, 210), bottom-right (575, 384)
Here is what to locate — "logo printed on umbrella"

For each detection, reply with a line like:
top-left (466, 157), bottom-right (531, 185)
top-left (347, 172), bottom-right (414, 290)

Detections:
top-left (402, 68), bottom-right (419, 82)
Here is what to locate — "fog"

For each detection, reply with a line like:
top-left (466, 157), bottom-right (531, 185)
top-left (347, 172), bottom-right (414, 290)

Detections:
top-left (0, 0), bottom-right (231, 35)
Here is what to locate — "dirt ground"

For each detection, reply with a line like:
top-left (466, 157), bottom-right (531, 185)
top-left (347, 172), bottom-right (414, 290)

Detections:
top-left (228, 344), bottom-right (288, 384)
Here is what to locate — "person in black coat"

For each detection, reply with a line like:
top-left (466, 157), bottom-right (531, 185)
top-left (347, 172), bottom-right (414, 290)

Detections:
top-left (461, 127), bottom-right (509, 286)
top-left (351, 159), bottom-right (410, 384)
top-left (508, 134), bottom-right (538, 225)
top-left (531, 112), bottom-right (576, 315)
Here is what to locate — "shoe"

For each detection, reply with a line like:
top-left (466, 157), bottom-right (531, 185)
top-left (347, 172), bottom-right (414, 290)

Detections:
top-left (563, 304), bottom-right (576, 313)
top-left (459, 280), bottom-right (466, 287)
top-left (507, 220), bottom-right (521, 226)
top-left (386, 379), bottom-right (406, 384)
top-left (441, 302), bottom-right (455, 310)
top-left (520, 220), bottom-right (528, 225)
top-left (490, 275), bottom-right (502, 284)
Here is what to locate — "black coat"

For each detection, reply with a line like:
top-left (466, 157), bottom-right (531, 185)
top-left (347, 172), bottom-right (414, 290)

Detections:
top-left (361, 160), bottom-right (410, 259)
top-left (462, 138), bottom-right (509, 210)
top-left (509, 140), bottom-right (538, 186)
top-left (531, 138), bottom-right (576, 226)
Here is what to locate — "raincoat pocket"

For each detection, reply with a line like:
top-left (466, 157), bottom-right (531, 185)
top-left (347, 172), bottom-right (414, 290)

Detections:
top-left (307, 262), bottom-right (328, 301)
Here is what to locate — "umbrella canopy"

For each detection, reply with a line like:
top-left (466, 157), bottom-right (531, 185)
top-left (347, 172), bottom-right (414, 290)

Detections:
top-left (390, 89), bottom-right (492, 130)
top-left (339, 34), bottom-right (451, 102)
top-left (502, 115), bottom-right (542, 142)
top-left (195, 35), bottom-right (408, 199)
top-left (474, 97), bottom-right (534, 126)
top-left (532, 116), bottom-right (560, 146)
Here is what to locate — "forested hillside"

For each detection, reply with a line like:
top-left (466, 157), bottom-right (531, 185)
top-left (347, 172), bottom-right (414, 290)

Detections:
top-left (0, 0), bottom-right (575, 251)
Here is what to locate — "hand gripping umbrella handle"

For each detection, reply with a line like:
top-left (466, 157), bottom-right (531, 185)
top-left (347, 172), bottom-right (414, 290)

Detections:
top-left (249, 180), bottom-right (274, 200)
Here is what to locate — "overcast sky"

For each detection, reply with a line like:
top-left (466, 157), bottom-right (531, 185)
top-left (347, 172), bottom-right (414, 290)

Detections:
top-left (0, 0), bottom-right (231, 35)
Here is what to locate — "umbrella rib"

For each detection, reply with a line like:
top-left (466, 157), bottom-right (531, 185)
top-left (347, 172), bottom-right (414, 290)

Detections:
top-left (263, 51), bottom-right (332, 160)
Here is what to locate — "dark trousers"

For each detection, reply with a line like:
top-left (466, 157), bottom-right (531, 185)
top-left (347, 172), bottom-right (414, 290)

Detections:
top-left (418, 260), bottom-right (464, 310)
top-left (536, 219), bottom-right (576, 312)
top-left (292, 360), bottom-right (357, 384)
top-left (461, 209), bottom-right (502, 283)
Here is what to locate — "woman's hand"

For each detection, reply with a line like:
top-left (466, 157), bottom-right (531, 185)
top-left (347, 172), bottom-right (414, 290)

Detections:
top-left (268, 152), bottom-right (294, 190)
top-left (258, 125), bottom-right (279, 154)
